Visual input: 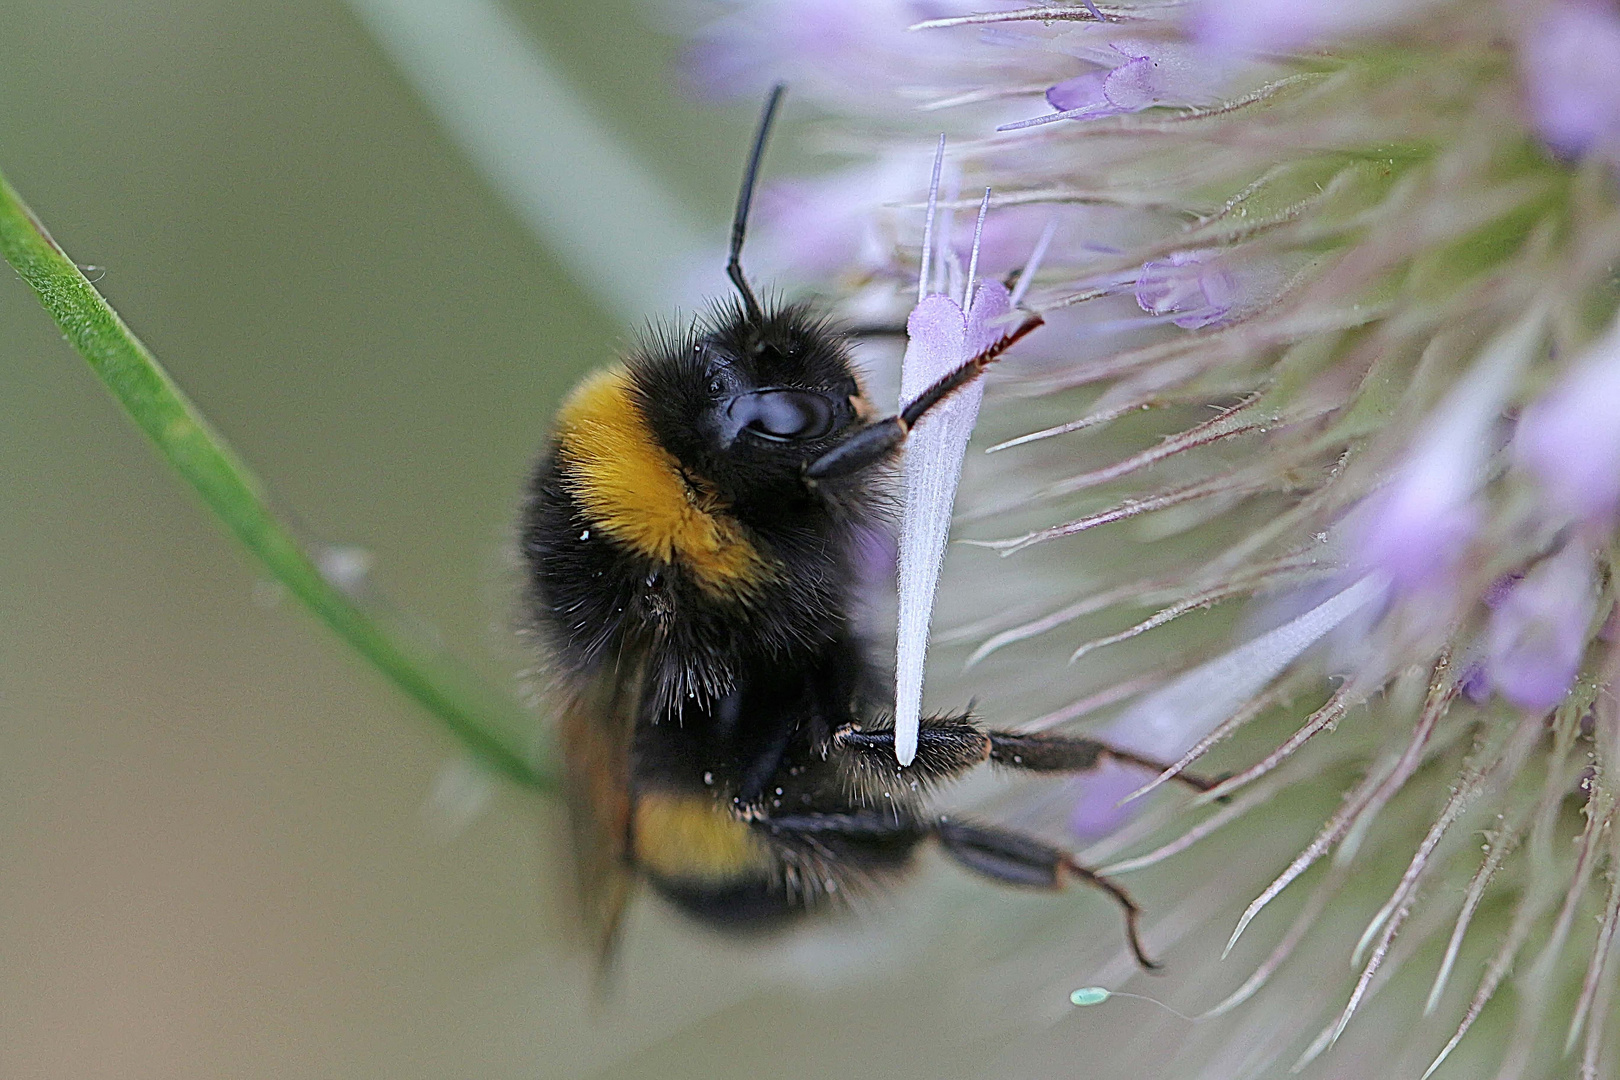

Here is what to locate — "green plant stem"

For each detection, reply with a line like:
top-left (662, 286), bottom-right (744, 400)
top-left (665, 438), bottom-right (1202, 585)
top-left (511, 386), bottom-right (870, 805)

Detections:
top-left (0, 168), bottom-right (555, 793)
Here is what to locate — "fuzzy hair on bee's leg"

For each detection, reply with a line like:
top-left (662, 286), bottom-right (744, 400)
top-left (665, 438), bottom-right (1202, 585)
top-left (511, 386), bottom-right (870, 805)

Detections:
top-left (833, 714), bottom-right (992, 787)
top-left (834, 719), bottom-right (1219, 793)
top-left (932, 818), bottom-right (1161, 970)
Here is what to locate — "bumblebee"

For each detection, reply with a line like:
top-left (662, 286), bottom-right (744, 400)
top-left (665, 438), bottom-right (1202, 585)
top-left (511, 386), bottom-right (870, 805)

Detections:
top-left (520, 87), bottom-right (1209, 970)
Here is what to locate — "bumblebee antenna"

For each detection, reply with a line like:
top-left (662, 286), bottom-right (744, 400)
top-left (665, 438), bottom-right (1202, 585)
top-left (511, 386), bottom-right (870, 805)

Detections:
top-left (728, 83), bottom-right (786, 325)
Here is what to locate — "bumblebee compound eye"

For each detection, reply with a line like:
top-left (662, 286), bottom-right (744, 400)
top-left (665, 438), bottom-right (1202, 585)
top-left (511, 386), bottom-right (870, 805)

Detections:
top-left (725, 390), bottom-right (837, 443)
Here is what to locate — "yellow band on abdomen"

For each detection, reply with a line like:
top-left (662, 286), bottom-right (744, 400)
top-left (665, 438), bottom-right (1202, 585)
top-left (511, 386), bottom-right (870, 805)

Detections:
top-left (632, 791), bottom-right (773, 883)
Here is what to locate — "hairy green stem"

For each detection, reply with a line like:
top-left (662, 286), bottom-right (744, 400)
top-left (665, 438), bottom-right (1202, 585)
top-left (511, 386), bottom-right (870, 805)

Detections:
top-left (0, 168), bottom-right (555, 793)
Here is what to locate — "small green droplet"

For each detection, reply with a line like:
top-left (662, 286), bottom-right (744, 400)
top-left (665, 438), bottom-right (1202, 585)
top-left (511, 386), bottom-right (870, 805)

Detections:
top-left (1070, 986), bottom-right (1111, 1007)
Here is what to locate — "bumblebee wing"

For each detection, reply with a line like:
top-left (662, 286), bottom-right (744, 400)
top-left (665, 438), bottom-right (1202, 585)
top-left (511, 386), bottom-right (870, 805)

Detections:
top-left (557, 658), bottom-right (645, 973)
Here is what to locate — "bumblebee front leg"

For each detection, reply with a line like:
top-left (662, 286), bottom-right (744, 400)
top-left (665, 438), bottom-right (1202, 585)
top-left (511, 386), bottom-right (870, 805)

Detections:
top-left (804, 314), bottom-right (1043, 481)
top-left (835, 718), bottom-right (1218, 793)
top-left (933, 818), bottom-right (1160, 970)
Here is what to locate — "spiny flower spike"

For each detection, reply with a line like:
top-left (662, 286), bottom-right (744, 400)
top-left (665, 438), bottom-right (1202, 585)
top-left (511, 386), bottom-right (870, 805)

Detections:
top-left (685, 0), bottom-right (1620, 1075)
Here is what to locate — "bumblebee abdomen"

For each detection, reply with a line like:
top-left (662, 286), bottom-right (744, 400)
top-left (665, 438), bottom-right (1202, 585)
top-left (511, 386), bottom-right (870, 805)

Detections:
top-left (650, 879), bottom-right (806, 931)
top-left (551, 367), bottom-right (774, 599)
top-left (632, 788), bottom-right (927, 931)
top-left (631, 790), bottom-right (811, 930)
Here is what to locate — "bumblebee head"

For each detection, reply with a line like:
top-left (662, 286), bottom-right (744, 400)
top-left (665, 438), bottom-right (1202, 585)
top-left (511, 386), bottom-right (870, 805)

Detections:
top-left (622, 85), bottom-right (872, 499)
top-left (627, 303), bottom-right (865, 498)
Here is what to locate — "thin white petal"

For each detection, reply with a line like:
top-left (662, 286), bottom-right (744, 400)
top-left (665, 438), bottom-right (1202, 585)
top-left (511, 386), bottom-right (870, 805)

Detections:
top-left (1103, 574), bottom-right (1388, 760)
top-left (894, 284), bottom-right (1014, 766)
top-left (894, 297), bottom-right (968, 766)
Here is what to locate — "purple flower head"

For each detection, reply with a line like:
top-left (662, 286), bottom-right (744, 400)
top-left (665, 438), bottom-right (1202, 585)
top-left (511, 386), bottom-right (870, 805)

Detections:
top-left (1095, 40), bottom-right (1227, 112)
top-left (1189, 0), bottom-right (1439, 54)
top-left (1486, 543), bottom-right (1596, 712)
top-left (1045, 69), bottom-right (1110, 113)
top-left (1006, 39), bottom-right (1236, 130)
top-left (1520, 1), bottom-right (1620, 163)
top-left (1515, 317), bottom-right (1620, 524)
top-left (1135, 249), bottom-right (1240, 328)
top-left (644, 4), bottom-right (1620, 1069)
top-left (1134, 248), bottom-right (1300, 329)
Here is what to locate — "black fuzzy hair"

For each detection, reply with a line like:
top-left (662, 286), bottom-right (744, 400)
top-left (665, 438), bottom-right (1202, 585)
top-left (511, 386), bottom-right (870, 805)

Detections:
top-left (625, 298), bottom-right (867, 513)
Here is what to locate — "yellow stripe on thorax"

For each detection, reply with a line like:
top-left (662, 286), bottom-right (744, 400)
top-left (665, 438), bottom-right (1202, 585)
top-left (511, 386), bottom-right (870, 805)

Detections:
top-left (554, 367), bottom-right (770, 597)
top-left (632, 792), bottom-right (773, 883)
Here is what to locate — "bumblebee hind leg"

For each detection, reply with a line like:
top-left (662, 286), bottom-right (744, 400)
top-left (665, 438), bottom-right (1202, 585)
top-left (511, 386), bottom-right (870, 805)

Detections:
top-left (933, 818), bottom-right (1160, 971)
top-left (750, 803), bottom-right (1160, 969)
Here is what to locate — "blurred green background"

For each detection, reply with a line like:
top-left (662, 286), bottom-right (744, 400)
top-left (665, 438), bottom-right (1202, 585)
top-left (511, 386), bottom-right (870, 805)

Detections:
top-left (0, 1), bottom-right (756, 1075)
top-left (0, 2), bottom-right (933, 1077)
top-left (1, 3), bottom-right (1232, 1078)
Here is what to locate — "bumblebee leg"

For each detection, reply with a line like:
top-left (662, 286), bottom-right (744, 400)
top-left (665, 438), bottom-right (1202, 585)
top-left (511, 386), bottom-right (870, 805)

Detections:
top-left (836, 719), bottom-right (1217, 793)
top-left (985, 731), bottom-right (1220, 793)
top-left (834, 714), bottom-right (991, 785)
top-left (804, 314), bottom-right (1044, 481)
top-left (933, 818), bottom-right (1160, 970)
top-left (751, 810), bottom-right (929, 884)
top-left (760, 809), bottom-right (921, 838)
